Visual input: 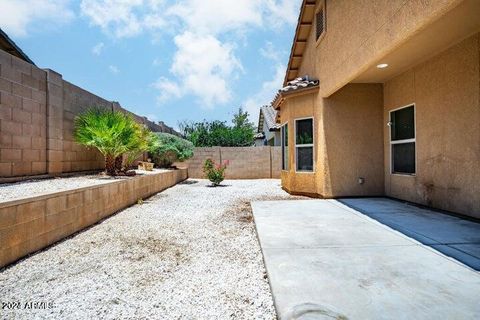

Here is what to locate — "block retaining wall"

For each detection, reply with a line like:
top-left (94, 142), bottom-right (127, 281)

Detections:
top-left (183, 146), bottom-right (281, 179)
top-left (0, 168), bottom-right (187, 268)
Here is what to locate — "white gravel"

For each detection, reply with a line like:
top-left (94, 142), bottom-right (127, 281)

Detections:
top-left (0, 179), bottom-right (303, 319)
top-left (0, 169), bottom-right (168, 203)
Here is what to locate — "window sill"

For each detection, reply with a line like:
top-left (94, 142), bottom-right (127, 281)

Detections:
top-left (391, 173), bottom-right (416, 177)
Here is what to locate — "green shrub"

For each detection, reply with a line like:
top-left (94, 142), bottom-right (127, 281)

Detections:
top-left (124, 129), bottom-right (159, 169)
top-left (180, 107), bottom-right (255, 147)
top-left (150, 133), bottom-right (194, 168)
top-left (74, 107), bottom-right (141, 176)
top-left (203, 158), bottom-right (229, 186)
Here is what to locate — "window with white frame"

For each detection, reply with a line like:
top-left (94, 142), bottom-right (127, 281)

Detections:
top-left (281, 123), bottom-right (289, 170)
top-left (390, 105), bottom-right (415, 174)
top-left (295, 118), bottom-right (314, 172)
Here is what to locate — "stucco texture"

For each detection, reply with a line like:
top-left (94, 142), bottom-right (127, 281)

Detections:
top-left (384, 33), bottom-right (480, 217)
top-left (278, 1), bottom-right (479, 218)
top-left (279, 92), bottom-right (318, 196)
top-left (316, 0), bottom-right (462, 97)
top-left (322, 84), bottom-right (384, 197)
top-left (280, 84), bottom-right (384, 198)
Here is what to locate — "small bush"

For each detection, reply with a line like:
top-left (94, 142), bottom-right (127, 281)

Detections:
top-left (150, 133), bottom-right (194, 168)
top-left (203, 158), bottom-right (229, 186)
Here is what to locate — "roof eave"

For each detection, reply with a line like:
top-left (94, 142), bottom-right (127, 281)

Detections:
top-left (0, 28), bottom-right (35, 65)
top-left (283, 0), bottom-right (316, 86)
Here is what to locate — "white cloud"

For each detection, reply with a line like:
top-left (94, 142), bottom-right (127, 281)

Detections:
top-left (109, 65), bottom-right (119, 74)
top-left (166, 0), bottom-right (300, 36)
top-left (260, 41), bottom-right (286, 63)
top-left (244, 64), bottom-right (285, 122)
top-left (79, 0), bottom-right (300, 109)
top-left (0, 0), bottom-right (74, 37)
top-left (153, 32), bottom-right (242, 107)
top-left (155, 0), bottom-right (298, 107)
top-left (263, 0), bottom-right (299, 28)
top-left (166, 0), bottom-right (263, 35)
top-left (80, 0), bottom-right (299, 38)
top-left (91, 42), bottom-right (105, 55)
top-left (80, 0), bottom-right (166, 38)
top-left (152, 76), bottom-right (182, 103)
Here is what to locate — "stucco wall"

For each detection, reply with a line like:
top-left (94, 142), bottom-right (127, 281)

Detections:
top-left (185, 146), bottom-right (281, 179)
top-left (384, 33), bottom-right (480, 217)
top-left (294, 0), bottom-right (462, 97)
top-left (322, 83), bottom-right (384, 197)
top-left (280, 84), bottom-right (384, 198)
top-left (278, 1), bottom-right (479, 217)
top-left (280, 92), bottom-right (318, 195)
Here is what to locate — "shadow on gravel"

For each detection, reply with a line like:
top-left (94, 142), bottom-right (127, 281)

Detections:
top-left (179, 180), bottom-right (199, 185)
top-left (206, 184), bottom-right (231, 188)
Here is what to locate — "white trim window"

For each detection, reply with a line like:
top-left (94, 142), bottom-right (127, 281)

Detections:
top-left (390, 104), bottom-right (416, 175)
top-left (295, 118), bottom-right (314, 172)
top-left (281, 123), bottom-right (289, 171)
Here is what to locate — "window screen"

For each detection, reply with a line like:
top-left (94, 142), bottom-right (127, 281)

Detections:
top-left (390, 105), bottom-right (415, 175)
top-left (391, 105), bottom-right (414, 141)
top-left (392, 143), bottom-right (415, 174)
top-left (296, 119), bottom-right (313, 145)
top-left (295, 118), bottom-right (314, 172)
top-left (297, 146), bottom-right (313, 171)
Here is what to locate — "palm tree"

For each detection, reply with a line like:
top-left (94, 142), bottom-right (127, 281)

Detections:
top-left (74, 108), bottom-right (139, 176)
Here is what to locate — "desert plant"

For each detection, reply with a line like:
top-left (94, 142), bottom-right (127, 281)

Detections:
top-left (73, 107), bottom-right (140, 176)
top-left (124, 126), bottom-right (159, 169)
top-left (203, 158), bottom-right (229, 186)
top-left (150, 133), bottom-right (194, 168)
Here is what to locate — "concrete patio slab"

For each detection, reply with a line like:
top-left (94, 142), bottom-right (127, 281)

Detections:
top-left (252, 199), bottom-right (480, 320)
top-left (340, 198), bottom-right (480, 270)
top-left (253, 201), bottom-right (412, 249)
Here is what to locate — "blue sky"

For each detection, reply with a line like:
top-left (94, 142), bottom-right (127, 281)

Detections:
top-left (0, 0), bottom-right (300, 130)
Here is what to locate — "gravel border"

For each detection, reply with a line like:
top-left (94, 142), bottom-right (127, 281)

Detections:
top-left (0, 169), bottom-right (168, 203)
top-left (0, 179), bottom-right (304, 319)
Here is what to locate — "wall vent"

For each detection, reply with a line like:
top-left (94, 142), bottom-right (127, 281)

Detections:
top-left (316, 8), bottom-right (325, 40)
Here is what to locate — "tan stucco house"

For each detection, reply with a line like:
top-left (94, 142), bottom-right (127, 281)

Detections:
top-left (274, 0), bottom-right (480, 219)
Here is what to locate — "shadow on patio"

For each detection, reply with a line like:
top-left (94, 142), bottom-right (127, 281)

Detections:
top-left (339, 198), bottom-right (480, 271)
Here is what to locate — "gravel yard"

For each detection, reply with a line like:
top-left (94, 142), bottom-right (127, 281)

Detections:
top-left (0, 169), bottom-right (168, 203)
top-left (0, 179), bottom-right (302, 319)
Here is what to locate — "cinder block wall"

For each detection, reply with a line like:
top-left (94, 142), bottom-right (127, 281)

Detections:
top-left (185, 146), bottom-right (281, 179)
top-left (61, 81), bottom-right (111, 173)
top-left (0, 50), bottom-right (48, 177)
top-left (0, 168), bottom-right (187, 268)
top-left (0, 49), bottom-right (168, 180)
